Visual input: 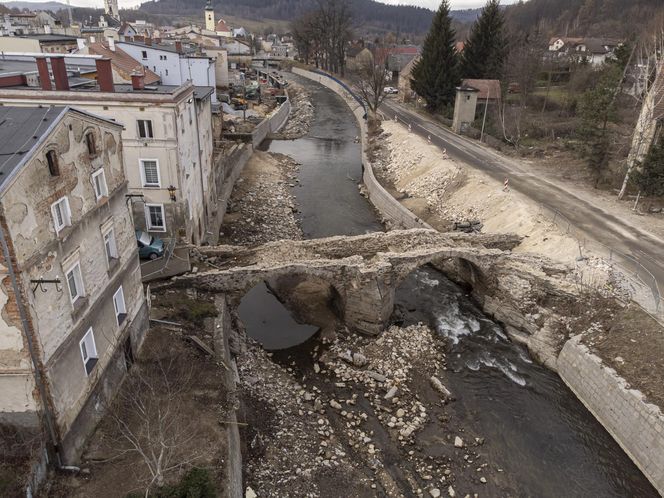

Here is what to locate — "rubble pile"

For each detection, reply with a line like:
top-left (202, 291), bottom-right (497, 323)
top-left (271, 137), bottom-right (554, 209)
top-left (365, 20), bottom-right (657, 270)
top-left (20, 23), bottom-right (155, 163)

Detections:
top-left (220, 152), bottom-right (302, 245)
top-left (239, 322), bottom-right (494, 497)
top-left (273, 83), bottom-right (314, 139)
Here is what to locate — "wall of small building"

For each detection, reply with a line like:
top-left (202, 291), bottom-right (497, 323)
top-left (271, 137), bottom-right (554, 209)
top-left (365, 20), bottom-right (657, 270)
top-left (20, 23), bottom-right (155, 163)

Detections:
top-left (178, 57), bottom-right (218, 103)
top-left (0, 113), bottom-right (147, 452)
top-left (204, 48), bottom-right (229, 87)
top-left (117, 42), bottom-right (181, 85)
top-left (0, 36), bottom-right (41, 52)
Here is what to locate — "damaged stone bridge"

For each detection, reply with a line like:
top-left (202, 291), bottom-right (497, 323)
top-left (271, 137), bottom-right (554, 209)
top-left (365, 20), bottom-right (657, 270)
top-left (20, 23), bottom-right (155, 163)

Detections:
top-left (165, 229), bottom-right (580, 345)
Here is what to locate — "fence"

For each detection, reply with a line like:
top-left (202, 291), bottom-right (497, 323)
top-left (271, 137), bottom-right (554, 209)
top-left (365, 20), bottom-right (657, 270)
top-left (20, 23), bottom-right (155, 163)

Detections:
top-left (537, 203), bottom-right (663, 322)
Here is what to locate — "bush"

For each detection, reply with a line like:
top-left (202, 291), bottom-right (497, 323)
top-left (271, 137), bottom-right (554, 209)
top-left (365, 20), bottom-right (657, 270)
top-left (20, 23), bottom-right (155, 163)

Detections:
top-left (183, 302), bottom-right (218, 324)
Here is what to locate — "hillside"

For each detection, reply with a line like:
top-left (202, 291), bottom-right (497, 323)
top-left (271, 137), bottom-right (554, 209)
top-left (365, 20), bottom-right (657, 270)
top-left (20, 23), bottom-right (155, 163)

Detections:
top-left (138, 0), bottom-right (435, 35)
top-left (504, 0), bottom-right (664, 38)
top-left (1, 1), bottom-right (68, 10)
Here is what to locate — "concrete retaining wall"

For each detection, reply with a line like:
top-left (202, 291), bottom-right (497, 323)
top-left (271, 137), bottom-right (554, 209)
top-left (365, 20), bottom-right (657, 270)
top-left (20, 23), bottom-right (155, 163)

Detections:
top-left (558, 336), bottom-right (664, 495)
top-left (214, 295), bottom-right (243, 498)
top-left (251, 96), bottom-right (291, 148)
top-left (292, 67), bottom-right (432, 230)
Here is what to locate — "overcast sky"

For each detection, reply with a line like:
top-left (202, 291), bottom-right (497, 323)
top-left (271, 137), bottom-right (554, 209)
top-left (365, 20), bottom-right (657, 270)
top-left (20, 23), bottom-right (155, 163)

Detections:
top-left (1, 0), bottom-right (517, 11)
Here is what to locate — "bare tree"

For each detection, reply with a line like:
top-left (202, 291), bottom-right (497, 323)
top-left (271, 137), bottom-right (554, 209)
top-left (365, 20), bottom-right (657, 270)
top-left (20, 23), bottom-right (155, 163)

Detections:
top-left (105, 358), bottom-right (208, 497)
top-left (618, 30), bottom-right (664, 199)
top-left (350, 53), bottom-right (391, 122)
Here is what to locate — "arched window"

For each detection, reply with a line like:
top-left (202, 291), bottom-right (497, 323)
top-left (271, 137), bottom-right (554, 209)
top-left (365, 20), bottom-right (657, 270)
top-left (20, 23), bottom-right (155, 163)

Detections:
top-left (85, 132), bottom-right (97, 156)
top-left (46, 150), bottom-right (59, 176)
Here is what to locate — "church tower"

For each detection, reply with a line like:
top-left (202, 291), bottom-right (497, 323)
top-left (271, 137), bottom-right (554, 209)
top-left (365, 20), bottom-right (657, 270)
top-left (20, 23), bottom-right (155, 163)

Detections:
top-left (205, 0), bottom-right (215, 32)
top-left (104, 0), bottom-right (119, 21)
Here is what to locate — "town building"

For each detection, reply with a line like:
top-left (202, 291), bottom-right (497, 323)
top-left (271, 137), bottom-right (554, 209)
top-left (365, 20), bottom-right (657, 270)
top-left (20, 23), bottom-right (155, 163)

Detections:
top-left (86, 39), bottom-right (161, 85)
top-left (116, 40), bottom-right (218, 103)
top-left (104, 0), bottom-right (120, 22)
top-left (548, 36), bottom-right (622, 66)
top-left (0, 54), bottom-right (216, 246)
top-left (0, 34), bottom-right (79, 54)
top-left (0, 105), bottom-right (148, 465)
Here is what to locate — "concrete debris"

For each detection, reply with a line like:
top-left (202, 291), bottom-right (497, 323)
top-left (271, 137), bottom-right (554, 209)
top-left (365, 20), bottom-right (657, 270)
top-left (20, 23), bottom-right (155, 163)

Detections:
top-left (245, 487), bottom-right (257, 498)
top-left (454, 436), bottom-right (464, 448)
top-left (272, 82), bottom-right (314, 139)
top-left (430, 376), bottom-right (452, 398)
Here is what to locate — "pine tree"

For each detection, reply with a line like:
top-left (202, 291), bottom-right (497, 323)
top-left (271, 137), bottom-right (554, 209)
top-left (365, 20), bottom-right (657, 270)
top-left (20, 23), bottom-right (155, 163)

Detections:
top-left (460, 0), bottom-right (507, 80)
top-left (410, 0), bottom-right (460, 113)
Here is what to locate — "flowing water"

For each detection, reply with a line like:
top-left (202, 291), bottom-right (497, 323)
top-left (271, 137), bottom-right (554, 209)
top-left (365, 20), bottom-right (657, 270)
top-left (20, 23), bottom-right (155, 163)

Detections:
top-left (240, 75), bottom-right (658, 496)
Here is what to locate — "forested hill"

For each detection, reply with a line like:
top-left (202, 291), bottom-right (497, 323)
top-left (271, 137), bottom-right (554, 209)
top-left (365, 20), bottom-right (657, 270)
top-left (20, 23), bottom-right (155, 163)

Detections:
top-left (504, 0), bottom-right (664, 38)
top-left (138, 0), bottom-right (435, 34)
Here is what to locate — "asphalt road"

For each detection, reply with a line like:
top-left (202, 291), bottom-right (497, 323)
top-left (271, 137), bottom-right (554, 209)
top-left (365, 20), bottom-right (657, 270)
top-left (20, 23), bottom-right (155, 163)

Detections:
top-left (382, 99), bottom-right (664, 314)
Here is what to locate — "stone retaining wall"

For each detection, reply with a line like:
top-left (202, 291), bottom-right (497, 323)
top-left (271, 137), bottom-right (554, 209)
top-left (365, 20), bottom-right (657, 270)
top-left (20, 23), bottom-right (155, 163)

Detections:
top-left (251, 96), bottom-right (291, 148)
top-left (292, 67), bottom-right (432, 230)
top-left (558, 337), bottom-right (664, 495)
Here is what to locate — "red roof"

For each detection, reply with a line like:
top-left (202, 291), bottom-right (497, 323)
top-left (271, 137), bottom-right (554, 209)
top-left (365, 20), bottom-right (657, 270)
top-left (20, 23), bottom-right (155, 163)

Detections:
top-left (215, 19), bottom-right (230, 33)
top-left (88, 42), bottom-right (161, 85)
top-left (455, 41), bottom-right (465, 53)
top-left (462, 79), bottom-right (501, 100)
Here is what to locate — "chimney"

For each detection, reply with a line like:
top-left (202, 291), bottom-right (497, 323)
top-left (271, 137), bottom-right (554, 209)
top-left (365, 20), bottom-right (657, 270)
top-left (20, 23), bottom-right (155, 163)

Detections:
top-left (145, 37), bottom-right (152, 46)
top-left (131, 71), bottom-right (145, 91)
top-left (175, 40), bottom-right (182, 53)
top-left (35, 57), bottom-right (52, 91)
top-left (96, 57), bottom-right (114, 92)
top-left (50, 56), bottom-right (69, 91)
top-left (108, 37), bottom-right (115, 52)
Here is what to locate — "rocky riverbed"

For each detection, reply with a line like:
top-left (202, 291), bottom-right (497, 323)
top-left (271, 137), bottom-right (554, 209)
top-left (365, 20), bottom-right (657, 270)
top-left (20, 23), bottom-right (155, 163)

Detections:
top-left (237, 320), bottom-right (499, 498)
top-left (272, 82), bottom-right (314, 140)
top-left (219, 150), bottom-right (303, 245)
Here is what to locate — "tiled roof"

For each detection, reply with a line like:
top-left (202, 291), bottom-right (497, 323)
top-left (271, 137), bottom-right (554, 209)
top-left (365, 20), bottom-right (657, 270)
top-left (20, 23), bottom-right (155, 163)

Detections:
top-left (215, 19), bottom-right (230, 32)
top-left (88, 42), bottom-right (160, 85)
top-left (462, 79), bottom-right (501, 100)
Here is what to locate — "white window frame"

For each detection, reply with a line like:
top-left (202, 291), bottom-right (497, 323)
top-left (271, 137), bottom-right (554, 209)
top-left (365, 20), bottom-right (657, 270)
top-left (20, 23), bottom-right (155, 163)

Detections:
top-left (65, 261), bottom-right (85, 304)
top-left (51, 196), bottom-right (71, 234)
top-left (113, 286), bottom-right (127, 326)
top-left (79, 328), bottom-right (98, 376)
top-left (140, 159), bottom-right (161, 188)
top-left (91, 168), bottom-right (108, 200)
top-left (137, 119), bottom-right (154, 139)
top-left (103, 226), bottom-right (119, 265)
top-left (145, 203), bottom-right (166, 232)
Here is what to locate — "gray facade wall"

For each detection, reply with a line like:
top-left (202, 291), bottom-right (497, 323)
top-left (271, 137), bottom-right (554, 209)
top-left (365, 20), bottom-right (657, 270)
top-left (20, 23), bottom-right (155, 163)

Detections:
top-left (558, 337), bottom-right (664, 495)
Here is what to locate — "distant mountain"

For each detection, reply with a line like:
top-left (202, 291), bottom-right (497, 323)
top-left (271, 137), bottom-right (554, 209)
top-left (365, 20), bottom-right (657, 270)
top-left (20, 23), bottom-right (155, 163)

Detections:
top-left (504, 0), bottom-right (664, 38)
top-left (1, 1), bottom-right (69, 11)
top-left (138, 0), bottom-right (436, 35)
top-left (450, 8), bottom-right (482, 24)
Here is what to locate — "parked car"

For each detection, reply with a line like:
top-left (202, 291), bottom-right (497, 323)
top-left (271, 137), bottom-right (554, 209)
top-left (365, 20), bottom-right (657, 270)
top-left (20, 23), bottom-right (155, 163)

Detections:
top-left (384, 86), bottom-right (398, 95)
top-left (136, 230), bottom-right (165, 260)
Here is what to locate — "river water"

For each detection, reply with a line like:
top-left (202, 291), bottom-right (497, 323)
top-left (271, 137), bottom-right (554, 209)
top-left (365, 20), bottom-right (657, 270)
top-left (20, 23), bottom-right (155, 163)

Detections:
top-left (240, 75), bottom-right (658, 497)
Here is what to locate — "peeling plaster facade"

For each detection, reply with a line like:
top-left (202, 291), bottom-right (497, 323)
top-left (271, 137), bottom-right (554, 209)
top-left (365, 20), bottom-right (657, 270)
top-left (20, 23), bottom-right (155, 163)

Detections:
top-left (0, 108), bottom-right (148, 463)
top-left (0, 83), bottom-right (215, 245)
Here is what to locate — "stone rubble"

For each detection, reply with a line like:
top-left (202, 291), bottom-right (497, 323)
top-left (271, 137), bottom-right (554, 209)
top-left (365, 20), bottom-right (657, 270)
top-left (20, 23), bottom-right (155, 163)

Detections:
top-left (219, 152), bottom-right (302, 245)
top-left (272, 82), bottom-right (314, 140)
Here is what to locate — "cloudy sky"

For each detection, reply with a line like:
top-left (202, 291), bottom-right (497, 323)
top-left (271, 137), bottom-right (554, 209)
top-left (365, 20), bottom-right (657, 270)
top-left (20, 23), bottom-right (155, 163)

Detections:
top-left (1, 0), bottom-right (517, 11)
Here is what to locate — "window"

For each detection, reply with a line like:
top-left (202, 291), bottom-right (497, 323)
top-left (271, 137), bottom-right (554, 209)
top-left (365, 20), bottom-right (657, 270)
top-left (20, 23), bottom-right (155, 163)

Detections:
top-left (141, 50), bottom-right (148, 59)
top-left (140, 159), bottom-right (160, 187)
top-left (113, 286), bottom-right (127, 326)
top-left (85, 132), bottom-right (96, 156)
top-left (51, 197), bottom-right (71, 234)
top-left (79, 328), bottom-right (98, 375)
top-left (92, 169), bottom-right (108, 200)
top-left (65, 261), bottom-right (85, 304)
top-left (137, 119), bottom-right (153, 139)
top-left (145, 204), bottom-right (166, 231)
top-left (103, 227), bottom-right (118, 264)
top-left (46, 150), bottom-right (59, 176)
top-left (165, 69), bottom-right (169, 76)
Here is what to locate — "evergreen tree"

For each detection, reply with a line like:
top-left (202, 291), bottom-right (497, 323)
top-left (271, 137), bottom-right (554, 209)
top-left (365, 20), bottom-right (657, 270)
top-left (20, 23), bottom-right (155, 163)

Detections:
top-left (410, 0), bottom-right (460, 113)
top-left (633, 132), bottom-right (664, 198)
top-left (460, 0), bottom-right (507, 80)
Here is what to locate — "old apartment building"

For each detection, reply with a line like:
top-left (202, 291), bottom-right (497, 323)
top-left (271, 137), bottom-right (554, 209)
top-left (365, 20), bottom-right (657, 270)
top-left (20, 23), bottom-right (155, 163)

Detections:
top-left (0, 53), bottom-right (216, 245)
top-left (0, 105), bottom-right (148, 463)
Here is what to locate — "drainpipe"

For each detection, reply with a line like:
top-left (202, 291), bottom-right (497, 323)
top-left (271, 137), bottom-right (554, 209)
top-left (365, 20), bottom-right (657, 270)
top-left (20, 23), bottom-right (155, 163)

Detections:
top-left (0, 220), bottom-right (61, 464)
top-left (191, 94), bottom-right (207, 243)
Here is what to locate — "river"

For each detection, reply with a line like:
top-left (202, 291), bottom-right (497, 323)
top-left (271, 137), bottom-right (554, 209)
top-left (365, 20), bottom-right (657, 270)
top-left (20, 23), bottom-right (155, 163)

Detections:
top-left (241, 73), bottom-right (658, 497)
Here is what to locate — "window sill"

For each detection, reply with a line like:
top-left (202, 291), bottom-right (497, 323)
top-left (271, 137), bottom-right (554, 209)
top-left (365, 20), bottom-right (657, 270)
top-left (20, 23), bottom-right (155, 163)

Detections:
top-left (147, 227), bottom-right (167, 233)
top-left (142, 185), bottom-right (161, 189)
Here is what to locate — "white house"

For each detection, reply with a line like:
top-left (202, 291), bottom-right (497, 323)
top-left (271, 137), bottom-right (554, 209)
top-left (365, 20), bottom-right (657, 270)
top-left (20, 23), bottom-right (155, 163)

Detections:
top-left (117, 40), bottom-right (218, 103)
